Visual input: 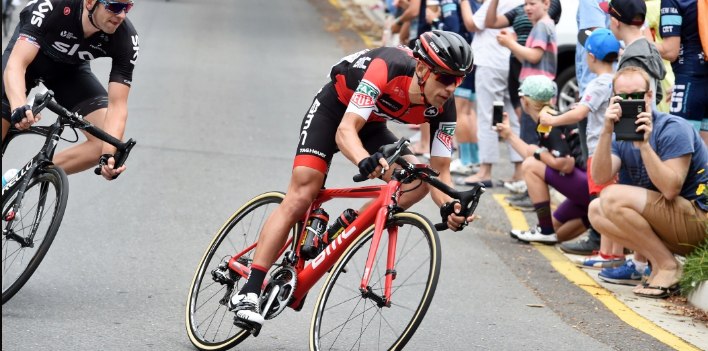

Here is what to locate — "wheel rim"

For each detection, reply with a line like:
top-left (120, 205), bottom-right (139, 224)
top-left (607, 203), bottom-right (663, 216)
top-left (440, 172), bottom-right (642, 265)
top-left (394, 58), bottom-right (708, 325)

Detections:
top-left (313, 217), bottom-right (437, 351)
top-left (2, 174), bottom-right (61, 295)
top-left (187, 194), bottom-right (295, 347)
top-left (558, 77), bottom-right (578, 113)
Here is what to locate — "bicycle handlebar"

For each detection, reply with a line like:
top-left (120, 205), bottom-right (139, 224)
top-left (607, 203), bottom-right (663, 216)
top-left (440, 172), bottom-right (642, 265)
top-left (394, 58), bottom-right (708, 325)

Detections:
top-left (32, 91), bottom-right (136, 179)
top-left (353, 137), bottom-right (486, 232)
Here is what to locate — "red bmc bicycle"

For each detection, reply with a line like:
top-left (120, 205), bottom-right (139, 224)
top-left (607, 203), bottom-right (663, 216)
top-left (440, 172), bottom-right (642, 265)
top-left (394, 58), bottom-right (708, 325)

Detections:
top-left (185, 138), bottom-right (485, 351)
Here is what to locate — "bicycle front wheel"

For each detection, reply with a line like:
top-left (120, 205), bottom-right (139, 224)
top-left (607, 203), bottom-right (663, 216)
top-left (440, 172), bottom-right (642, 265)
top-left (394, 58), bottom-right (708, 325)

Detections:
top-left (310, 212), bottom-right (441, 351)
top-left (185, 191), bottom-right (299, 351)
top-left (2, 165), bottom-right (69, 304)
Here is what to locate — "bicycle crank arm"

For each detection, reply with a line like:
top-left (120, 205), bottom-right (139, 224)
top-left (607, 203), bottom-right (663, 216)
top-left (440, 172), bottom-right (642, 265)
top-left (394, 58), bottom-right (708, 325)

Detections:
top-left (261, 285), bottom-right (280, 318)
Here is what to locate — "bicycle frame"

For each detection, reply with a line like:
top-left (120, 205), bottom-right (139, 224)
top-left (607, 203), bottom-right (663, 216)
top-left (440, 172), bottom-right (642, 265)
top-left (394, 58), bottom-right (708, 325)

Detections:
top-left (227, 178), bottom-right (405, 309)
top-left (2, 123), bottom-right (65, 245)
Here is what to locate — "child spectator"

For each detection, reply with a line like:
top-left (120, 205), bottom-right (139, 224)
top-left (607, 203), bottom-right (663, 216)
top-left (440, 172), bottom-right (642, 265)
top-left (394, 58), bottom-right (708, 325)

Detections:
top-left (496, 76), bottom-right (590, 244)
top-left (651, 0), bottom-right (708, 145)
top-left (484, 0), bottom-right (561, 125)
top-left (541, 29), bottom-right (631, 269)
top-left (602, 0), bottom-right (666, 109)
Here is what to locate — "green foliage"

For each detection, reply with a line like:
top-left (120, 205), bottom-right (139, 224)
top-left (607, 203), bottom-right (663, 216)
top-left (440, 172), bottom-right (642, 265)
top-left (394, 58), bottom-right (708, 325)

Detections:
top-left (680, 239), bottom-right (708, 297)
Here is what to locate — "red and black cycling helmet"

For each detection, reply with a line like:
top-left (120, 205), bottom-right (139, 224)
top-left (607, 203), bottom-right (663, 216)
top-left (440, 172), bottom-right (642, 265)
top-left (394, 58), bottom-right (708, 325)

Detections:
top-left (413, 30), bottom-right (473, 73)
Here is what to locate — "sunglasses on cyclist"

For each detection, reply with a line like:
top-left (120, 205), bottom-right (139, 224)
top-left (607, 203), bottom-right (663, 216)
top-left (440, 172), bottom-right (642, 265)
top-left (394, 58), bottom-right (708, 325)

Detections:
top-left (96, 0), bottom-right (134, 14)
top-left (614, 91), bottom-right (647, 100)
top-left (427, 66), bottom-right (466, 87)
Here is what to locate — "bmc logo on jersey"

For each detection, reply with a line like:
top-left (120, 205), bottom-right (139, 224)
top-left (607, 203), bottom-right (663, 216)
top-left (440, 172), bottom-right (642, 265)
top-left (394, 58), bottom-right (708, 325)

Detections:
top-left (26, 0), bottom-right (54, 27)
top-left (52, 41), bottom-right (95, 60)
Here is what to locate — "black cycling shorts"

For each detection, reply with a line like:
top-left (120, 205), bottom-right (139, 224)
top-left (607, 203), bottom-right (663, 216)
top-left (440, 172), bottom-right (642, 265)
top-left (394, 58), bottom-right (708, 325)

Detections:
top-left (2, 36), bottom-right (108, 123)
top-left (294, 82), bottom-right (412, 176)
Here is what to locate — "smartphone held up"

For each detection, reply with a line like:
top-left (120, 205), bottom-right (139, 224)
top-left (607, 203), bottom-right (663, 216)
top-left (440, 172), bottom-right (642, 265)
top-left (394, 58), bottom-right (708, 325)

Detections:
top-left (614, 99), bottom-right (646, 142)
top-left (492, 101), bottom-right (504, 130)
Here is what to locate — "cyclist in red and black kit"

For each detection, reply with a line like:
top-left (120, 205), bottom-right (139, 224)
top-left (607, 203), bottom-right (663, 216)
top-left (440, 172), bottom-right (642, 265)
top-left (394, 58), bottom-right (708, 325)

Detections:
top-left (2, 0), bottom-right (138, 179)
top-left (229, 30), bottom-right (476, 333)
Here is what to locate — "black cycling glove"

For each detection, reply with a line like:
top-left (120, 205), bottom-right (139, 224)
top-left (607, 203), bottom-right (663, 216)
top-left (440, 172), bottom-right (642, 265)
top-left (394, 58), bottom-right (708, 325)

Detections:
top-left (440, 200), bottom-right (460, 222)
top-left (357, 152), bottom-right (385, 177)
top-left (10, 105), bottom-right (31, 125)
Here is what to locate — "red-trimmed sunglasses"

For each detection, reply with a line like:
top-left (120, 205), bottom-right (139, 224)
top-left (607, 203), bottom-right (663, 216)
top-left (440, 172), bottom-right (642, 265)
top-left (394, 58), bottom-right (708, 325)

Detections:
top-left (97, 0), bottom-right (134, 14)
top-left (429, 66), bottom-right (465, 87)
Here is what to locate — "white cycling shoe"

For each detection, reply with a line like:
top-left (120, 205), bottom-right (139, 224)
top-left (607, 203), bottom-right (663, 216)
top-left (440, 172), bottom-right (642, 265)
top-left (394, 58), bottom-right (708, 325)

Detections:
top-left (229, 293), bottom-right (264, 336)
top-left (511, 226), bottom-right (558, 244)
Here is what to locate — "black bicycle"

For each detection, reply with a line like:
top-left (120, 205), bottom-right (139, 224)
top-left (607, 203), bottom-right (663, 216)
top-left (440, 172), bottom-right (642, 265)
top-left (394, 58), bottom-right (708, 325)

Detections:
top-left (1, 90), bottom-right (136, 304)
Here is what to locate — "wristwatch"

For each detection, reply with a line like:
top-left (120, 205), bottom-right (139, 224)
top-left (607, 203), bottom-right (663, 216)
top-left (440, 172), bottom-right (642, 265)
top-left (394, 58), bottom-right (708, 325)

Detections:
top-left (534, 147), bottom-right (548, 161)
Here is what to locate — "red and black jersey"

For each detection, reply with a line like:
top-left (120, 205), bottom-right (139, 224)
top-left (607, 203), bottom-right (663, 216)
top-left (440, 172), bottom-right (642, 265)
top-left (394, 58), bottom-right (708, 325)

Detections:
top-left (328, 46), bottom-right (457, 157)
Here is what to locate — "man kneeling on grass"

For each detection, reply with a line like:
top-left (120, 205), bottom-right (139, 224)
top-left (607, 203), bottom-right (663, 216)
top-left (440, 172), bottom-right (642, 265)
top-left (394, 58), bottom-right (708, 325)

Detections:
top-left (589, 66), bottom-right (708, 299)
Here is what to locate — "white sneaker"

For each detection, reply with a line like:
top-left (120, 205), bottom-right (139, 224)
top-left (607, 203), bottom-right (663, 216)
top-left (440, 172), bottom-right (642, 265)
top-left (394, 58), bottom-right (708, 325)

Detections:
top-left (229, 293), bottom-right (264, 335)
top-left (511, 226), bottom-right (558, 243)
top-left (449, 158), bottom-right (479, 175)
top-left (503, 180), bottom-right (527, 194)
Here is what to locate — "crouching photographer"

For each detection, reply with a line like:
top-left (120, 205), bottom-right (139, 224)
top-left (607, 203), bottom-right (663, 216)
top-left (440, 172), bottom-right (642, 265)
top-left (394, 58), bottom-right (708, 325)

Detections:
top-left (589, 66), bottom-right (708, 299)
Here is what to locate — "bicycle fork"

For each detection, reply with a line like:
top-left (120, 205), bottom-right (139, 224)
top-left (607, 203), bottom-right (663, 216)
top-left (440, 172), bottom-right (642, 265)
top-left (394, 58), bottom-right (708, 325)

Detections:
top-left (359, 206), bottom-right (397, 308)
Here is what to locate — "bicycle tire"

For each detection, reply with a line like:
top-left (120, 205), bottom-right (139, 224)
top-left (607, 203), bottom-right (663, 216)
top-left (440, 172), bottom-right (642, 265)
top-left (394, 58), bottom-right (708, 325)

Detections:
top-left (310, 212), bottom-right (441, 351)
top-left (2, 165), bottom-right (69, 304)
top-left (185, 191), bottom-right (300, 351)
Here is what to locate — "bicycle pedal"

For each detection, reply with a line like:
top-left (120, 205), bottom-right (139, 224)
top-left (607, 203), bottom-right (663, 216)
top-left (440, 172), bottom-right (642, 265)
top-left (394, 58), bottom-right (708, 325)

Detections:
top-left (233, 318), bottom-right (262, 337)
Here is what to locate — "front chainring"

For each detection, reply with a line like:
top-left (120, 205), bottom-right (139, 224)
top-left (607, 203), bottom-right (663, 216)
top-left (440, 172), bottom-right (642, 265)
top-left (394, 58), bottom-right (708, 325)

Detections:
top-left (260, 266), bottom-right (297, 320)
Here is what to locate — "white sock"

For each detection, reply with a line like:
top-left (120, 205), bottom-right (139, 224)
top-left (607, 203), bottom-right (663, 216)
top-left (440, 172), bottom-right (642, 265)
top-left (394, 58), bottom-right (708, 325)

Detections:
top-left (633, 260), bottom-right (648, 273)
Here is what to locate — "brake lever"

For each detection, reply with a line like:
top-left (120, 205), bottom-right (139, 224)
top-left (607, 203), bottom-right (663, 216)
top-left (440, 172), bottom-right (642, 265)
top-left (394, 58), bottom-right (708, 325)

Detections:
top-left (93, 138), bottom-right (137, 180)
top-left (434, 185), bottom-right (485, 232)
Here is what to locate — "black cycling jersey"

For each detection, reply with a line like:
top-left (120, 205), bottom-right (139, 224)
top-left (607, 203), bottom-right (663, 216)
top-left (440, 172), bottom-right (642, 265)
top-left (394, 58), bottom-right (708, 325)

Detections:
top-left (2, 0), bottom-right (138, 122)
top-left (14, 0), bottom-right (139, 86)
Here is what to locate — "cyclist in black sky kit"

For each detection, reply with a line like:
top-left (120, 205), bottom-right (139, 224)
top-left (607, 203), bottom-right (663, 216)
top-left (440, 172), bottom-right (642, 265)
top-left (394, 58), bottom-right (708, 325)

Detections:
top-left (229, 30), bottom-right (477, 334)
top-left (2, 0), bottom-right (138, 179)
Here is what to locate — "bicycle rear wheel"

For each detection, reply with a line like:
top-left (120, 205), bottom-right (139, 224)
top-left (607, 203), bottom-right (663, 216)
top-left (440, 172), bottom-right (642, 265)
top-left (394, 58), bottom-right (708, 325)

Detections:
top-left (185, 191), bottom-right (300, 351)
top-left (310, 212), bottom-right (441, 351)
top-left (2, 165), bottom-right (69, 304)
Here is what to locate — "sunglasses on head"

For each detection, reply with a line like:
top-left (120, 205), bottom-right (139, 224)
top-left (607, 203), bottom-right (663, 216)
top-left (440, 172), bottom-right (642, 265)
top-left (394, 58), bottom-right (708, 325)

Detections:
top-left (426, 65), bottom-right (465, 87)
top-left (614, 91), bottom-right (647, 100)
top-left (97, 0), bottom-right (134, 14)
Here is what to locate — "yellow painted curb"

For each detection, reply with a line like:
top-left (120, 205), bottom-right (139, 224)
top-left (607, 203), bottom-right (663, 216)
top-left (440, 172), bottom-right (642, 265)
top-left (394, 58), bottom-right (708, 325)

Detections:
top-left (492, 194), bottom-right (700, 351)
top-left (328, 0), bottom-right (376, 49)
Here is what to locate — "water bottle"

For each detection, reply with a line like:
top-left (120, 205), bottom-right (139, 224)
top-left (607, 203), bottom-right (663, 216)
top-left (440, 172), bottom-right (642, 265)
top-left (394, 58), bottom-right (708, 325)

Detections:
top-left (300, 208), bottom-right (329, 260)
top-left (2, 169), bottom-right (19, 188)
top-left (327, 209), bottom-right (359, 242)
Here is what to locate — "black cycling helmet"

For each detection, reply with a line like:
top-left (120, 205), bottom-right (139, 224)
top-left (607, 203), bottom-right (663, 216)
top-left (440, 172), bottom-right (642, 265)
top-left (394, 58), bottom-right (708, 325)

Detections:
top-left (413, 30), bottom-right (473, 73)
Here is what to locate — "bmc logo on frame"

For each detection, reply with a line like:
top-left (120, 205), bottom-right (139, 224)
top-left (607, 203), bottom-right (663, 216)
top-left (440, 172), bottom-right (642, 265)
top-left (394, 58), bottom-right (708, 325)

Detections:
top-left (311, 226), bottom-right (357, 269)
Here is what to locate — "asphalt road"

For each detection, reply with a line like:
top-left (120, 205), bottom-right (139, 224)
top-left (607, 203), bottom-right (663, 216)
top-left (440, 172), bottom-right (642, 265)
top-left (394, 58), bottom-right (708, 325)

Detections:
top-left (2, 0), bottom-right (672, 350)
